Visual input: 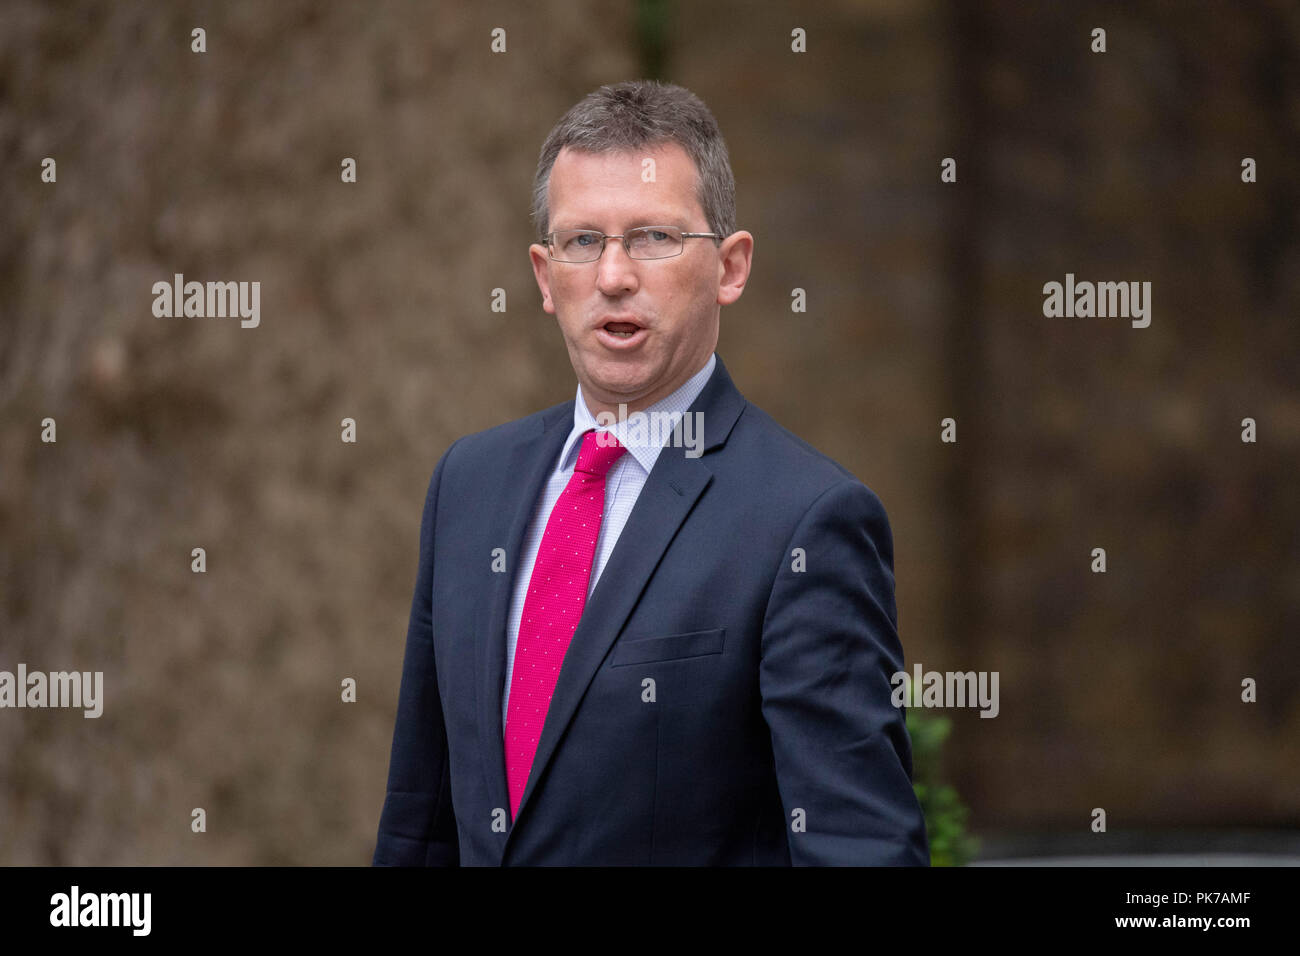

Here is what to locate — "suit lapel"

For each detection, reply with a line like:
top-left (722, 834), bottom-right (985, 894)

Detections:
top-left (501, 354), bottom-right (747, 851)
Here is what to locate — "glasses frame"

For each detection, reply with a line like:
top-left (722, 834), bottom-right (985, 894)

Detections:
top-left (543, 225), bottom-right (723, 262)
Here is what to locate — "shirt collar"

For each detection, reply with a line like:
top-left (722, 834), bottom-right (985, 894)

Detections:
top-left (559, 352), bottom-right (716, 476)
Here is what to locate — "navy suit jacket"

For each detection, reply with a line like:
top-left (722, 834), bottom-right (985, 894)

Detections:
top-left (372, 354), bottom-right (930, 865)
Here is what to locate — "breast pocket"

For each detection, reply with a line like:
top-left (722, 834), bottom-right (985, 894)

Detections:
top-left (610, 627), bottom-right (726, 666)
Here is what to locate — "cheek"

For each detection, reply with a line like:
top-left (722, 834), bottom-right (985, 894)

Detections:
top-left (550, 277), bottom-right (585, 321)
top-left (550, 276), bottom-right (572, 303)
top-left (656, 263), bottom-right (702, 307)
top-left (668, 265), bottom-right (715, 318)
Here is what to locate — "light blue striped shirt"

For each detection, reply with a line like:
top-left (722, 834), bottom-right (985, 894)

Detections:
top-left (502, 352), bottom-right (717, 727)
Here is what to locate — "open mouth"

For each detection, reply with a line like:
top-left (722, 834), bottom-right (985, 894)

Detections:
top-left (597, 319), bottom-right (647, 348)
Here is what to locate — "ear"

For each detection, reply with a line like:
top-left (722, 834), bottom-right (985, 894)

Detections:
top-left (716, 230), bottom-right (753, 306)
top-left (529, 242), bottom-right (556, 314)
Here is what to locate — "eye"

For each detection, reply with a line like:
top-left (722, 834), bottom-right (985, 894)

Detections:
top-left (556, 231), bottom-right (600, 253)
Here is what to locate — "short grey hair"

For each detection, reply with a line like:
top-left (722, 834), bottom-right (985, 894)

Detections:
top-left (530, 80), bottom-right (736, 243)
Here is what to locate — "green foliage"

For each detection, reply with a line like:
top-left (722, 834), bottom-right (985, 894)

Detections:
top-left (634, 0), bottom-right (672, 79)
top-left (906, 685), bottom-right (979, 866)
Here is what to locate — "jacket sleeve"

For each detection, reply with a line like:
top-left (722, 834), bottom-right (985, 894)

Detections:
top-left (759, 479), bottom-right (930, 865)
top-left (372, 440), bottom-right (461, 866)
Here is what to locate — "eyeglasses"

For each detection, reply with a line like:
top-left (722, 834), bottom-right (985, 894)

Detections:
top-left (544, 225), bottom-right (722, 262)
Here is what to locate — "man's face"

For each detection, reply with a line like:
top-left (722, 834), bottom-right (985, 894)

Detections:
top-left (529, 142), bottom-right (752, 417)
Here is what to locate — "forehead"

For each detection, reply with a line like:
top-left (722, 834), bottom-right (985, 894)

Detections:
top-left (548, 142), bottom-right (703, 228)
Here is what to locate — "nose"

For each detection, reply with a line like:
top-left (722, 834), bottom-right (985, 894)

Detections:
top-left (594, 237), bottom-right (639, 296)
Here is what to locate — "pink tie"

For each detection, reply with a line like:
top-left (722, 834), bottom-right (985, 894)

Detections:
top-left (505, 428), bottom-right (627, 820)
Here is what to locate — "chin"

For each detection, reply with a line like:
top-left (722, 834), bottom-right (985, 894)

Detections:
top-left (591, 375), bottom-right (647, 400)
top-left (588, 354), bottom-right (648, 378)
top-left (586, 369), bottom-right (651, 400)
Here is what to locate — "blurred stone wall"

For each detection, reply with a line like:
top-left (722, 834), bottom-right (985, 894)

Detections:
top-left (938, 0), bottom-right (1300, 831)
top-left (0, 0), bottom-right (1296, 863)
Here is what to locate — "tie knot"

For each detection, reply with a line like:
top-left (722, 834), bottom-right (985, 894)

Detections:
top-left (575, 428), bottom-right (626, 477)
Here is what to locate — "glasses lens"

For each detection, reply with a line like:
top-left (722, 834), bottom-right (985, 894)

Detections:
top-left (626, 226), bottom-right (683, 259)
top-left (551, 230), bottom-right (603, 261)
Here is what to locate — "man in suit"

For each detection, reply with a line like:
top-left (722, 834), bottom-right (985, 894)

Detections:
top-left (372, 80), bottom-right (929, 865)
